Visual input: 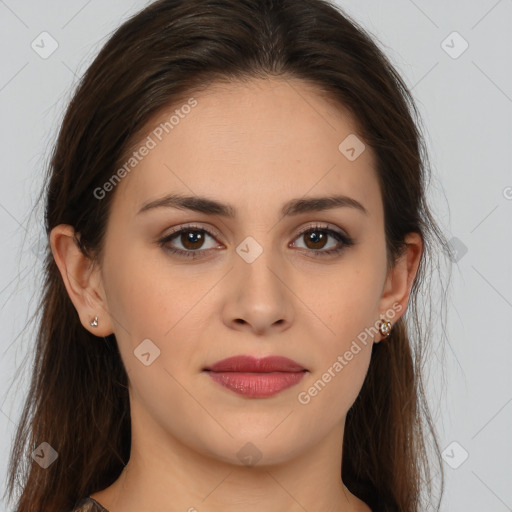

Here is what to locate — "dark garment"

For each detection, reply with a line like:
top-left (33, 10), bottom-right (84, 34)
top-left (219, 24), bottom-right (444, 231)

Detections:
top-left (70, 497), bottom-right (109, 512)
top-left (71, 496), bottom-right (386, 512)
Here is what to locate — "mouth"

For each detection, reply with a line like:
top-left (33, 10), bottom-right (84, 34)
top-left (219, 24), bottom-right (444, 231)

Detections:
top-left (202, 355), bottom-right (308, 398)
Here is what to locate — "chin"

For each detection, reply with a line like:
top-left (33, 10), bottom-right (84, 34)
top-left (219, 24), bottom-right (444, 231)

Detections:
top-left (194, 430), bottom-right (310, 468)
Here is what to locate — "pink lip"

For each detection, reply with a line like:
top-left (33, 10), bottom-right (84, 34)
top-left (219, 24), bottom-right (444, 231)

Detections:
top-left (205, 355), bottom-right (306, 373)
top-left (203, 356), bottom-right (308, 398)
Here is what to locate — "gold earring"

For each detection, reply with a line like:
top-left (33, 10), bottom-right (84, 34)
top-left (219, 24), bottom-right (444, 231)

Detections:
top-left (378, 319), bottom-right (392, 338)
top-left (90, 316), bottom-right (98, 327)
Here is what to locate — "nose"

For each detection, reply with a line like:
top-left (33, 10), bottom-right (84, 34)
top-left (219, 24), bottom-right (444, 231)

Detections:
top-left (221, 249), bottom-right (295, 336)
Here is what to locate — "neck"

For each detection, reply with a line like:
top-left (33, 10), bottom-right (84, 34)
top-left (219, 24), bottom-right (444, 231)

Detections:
top-left (90, 395), bottom-right (371, 512)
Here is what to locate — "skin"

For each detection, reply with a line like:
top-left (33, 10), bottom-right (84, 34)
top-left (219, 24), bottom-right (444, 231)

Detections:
top-left (51, 77), bottom-right (422, 512)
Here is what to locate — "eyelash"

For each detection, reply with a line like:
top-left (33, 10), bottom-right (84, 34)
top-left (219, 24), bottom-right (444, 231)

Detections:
top-left (157, 223), bottom-right (355, 260)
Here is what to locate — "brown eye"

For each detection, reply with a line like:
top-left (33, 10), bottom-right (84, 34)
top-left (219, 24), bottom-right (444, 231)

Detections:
top-left (292, 225), bottom-right (355, 257)
top-left (158, 223), bottom-right (354, 260)
top-left (302, 230), bottom-right (329, 250)
top-left (158, 225), bottom-right (220, 259)
top-left (179, 230), bottom-right (206, 250)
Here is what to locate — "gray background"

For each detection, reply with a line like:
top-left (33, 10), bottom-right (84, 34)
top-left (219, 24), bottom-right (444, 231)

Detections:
top-left (0, 1), bottom-right (511, 511)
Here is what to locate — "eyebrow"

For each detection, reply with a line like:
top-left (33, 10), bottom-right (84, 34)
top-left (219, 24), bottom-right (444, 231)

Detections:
top-left (137, 193), bottom-right (368, 217)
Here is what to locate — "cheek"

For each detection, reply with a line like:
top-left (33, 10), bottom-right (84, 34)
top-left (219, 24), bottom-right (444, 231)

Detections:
top-left (295, 286), bottom-right (376, 424)
top-left (309, 257), bottom-right (385, 340)
top-left (122, 356), bottom-right (221, 461)
top-left (102, 243), bottom-right (185, 337)
top-left (101, 245), bottom-right (214, 381)
top-left (296, 251), bottom-right (384, 408)
top-left (297, 346), bottom-right (372, 423)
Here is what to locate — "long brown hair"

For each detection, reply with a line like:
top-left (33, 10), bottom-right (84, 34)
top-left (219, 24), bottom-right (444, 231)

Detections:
top-left (5, 1), bottom-right (451, 511)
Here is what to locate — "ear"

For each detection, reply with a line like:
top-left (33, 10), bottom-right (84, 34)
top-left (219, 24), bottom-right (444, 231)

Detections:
top-left (376, 232), bottom-right (423, 341)
top-left (49, 224), bottom-right (114, 337)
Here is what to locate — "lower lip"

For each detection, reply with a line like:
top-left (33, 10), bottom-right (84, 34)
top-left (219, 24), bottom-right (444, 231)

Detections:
top-left (205, 371), bottom-right (307, 398)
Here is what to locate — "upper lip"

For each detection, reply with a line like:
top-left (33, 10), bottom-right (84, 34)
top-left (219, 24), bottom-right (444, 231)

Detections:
top-left (203, 355), bottom-right (307, 373)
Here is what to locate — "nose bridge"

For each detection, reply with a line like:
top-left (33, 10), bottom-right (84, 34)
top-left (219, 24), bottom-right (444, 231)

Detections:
top-left (222, 229), bottom-right (294, 333)
top-left (234, 231), bottom-right (287, 298)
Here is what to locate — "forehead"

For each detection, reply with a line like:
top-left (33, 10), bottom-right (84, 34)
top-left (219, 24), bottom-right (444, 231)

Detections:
top-left (111, 78), bottom-right (381, 219)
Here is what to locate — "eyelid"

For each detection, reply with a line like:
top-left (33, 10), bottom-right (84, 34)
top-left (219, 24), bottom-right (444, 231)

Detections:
top-left (160, 222), bottom-right (223, 242)
top-left (161, 221), bottom-right (348, 241)
top-left (294, 222), bottom-right (348, 238)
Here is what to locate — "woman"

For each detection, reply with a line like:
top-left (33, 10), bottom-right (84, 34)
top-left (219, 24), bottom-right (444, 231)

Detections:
top-left (5, 1), bottom-right (450, 511)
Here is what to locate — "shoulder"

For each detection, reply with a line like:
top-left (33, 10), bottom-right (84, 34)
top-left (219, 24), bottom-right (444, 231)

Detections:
top-left (69, 497), bottom-right (110, 512)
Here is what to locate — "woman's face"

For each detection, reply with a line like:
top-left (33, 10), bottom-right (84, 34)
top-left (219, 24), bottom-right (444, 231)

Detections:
top-left (93, 78), bottom-right (407, 466)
